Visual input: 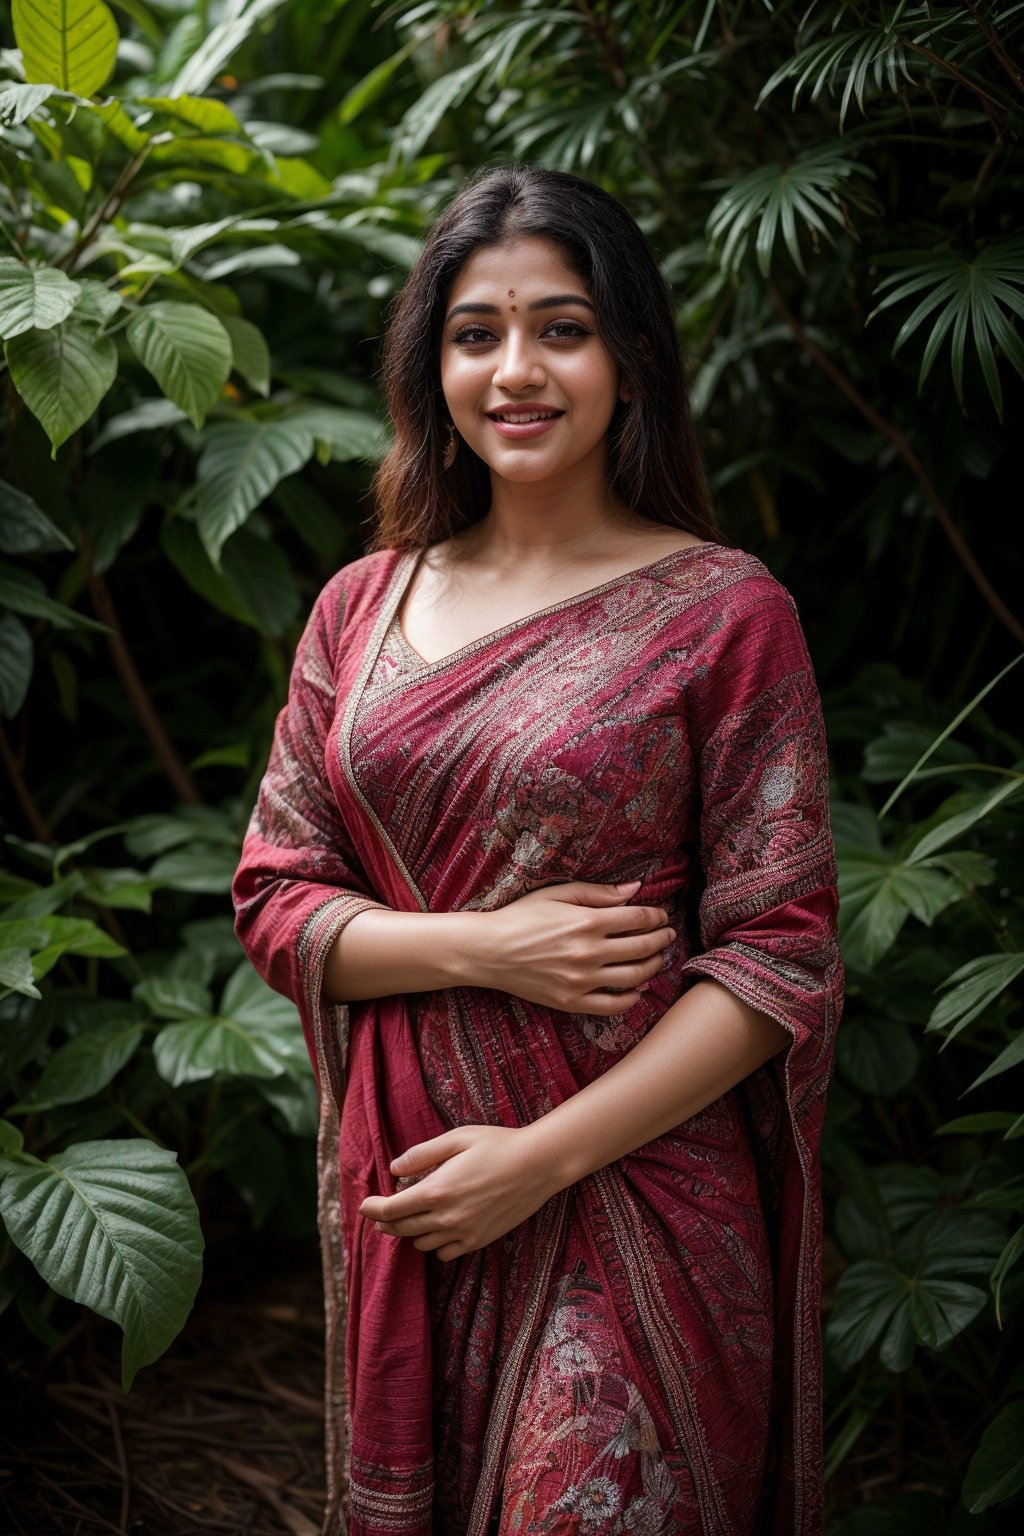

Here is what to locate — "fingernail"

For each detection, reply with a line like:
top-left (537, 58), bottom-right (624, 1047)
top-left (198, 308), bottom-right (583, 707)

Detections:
top-left (616, 879), bottom-right (641, 892)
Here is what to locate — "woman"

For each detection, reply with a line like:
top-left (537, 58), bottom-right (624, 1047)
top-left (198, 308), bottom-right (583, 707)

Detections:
top-left (232, 163), bottom-right (843, 1536)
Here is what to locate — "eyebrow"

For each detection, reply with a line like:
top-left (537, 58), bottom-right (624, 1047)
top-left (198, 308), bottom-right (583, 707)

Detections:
top-left (445, 294), bottom-right (595, 323)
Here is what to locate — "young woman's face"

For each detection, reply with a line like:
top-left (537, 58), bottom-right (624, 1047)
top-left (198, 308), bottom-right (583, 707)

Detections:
top-left (439, 236), bottom-right (629, 486)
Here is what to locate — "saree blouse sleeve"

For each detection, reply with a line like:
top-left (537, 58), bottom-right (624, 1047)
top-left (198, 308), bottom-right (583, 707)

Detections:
top-left (232, 574), bottom-right (388, 1086)
top-left (680, 576), bottom-right (844, 1083)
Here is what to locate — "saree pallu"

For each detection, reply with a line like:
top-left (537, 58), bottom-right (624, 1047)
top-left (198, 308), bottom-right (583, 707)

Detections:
top-left (232, 542), bottom-right (843, 1536)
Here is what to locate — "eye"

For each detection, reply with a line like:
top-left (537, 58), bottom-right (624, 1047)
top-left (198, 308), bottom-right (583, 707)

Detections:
top-left (451, 325), bottom-right (497, 345)
top-left (544, 320), bottom-right (591, 339)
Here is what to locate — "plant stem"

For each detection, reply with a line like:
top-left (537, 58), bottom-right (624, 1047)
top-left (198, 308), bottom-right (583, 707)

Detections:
top-left (80, 534), bottom-right (203, 806)
top-left (765, 281), bottom-right (1024, 649)
top-left (0, 721), bottom-right (56, 842)
top-left (962, 0), bottom-right (1024, 97)
top-left (56, 145), bottom-right (153, 274)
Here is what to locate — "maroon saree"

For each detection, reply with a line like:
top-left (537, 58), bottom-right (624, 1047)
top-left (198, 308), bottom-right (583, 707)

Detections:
top-left (232, 542), bottom-right (843, 1536)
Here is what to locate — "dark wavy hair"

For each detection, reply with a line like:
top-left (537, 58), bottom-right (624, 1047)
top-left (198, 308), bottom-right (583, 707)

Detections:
top-left (368, 163), bottom-right (718, 550)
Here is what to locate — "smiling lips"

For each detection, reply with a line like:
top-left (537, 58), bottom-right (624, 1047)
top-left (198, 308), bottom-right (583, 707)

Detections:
top-left (486, 407), bottom-right (565, 439)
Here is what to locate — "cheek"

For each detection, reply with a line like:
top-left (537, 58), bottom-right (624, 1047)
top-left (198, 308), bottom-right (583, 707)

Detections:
top-left (441, 354), bottom-right (484, 408)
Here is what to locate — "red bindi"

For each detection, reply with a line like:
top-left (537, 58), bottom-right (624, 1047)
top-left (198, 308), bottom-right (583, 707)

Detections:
top-left (510, 305), bottom-right (517, 311)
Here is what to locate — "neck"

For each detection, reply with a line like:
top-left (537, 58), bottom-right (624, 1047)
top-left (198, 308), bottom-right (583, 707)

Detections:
top-left (476, 446), bottom-right (633, 567)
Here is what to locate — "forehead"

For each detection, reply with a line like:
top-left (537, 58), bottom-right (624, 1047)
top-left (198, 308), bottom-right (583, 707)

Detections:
top-left (446, 236), bottom-right (585, 301)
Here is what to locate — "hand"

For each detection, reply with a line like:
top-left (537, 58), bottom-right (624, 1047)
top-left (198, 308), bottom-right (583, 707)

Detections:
top-left (358, 1125), bottom-right (560, 1262)
top-left (476, 879), bottom-right (674, 1015)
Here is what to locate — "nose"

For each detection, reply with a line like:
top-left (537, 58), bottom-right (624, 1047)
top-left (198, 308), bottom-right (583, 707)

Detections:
top-left (491, 331), bottom-right (546, 393)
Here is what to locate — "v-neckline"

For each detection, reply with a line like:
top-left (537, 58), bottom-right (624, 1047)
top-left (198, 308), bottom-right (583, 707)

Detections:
top-left (391, 539), bottom-right (724, 673)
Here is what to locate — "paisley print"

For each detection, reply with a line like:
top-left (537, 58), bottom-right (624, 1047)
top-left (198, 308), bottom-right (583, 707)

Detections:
top-left (232, 542), bottom-right (843, 1536)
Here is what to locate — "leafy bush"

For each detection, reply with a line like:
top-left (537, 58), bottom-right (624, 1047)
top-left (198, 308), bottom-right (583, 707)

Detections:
top-left (825, 659), bottom-right (1023, 1525)
top-left (1, 1), bottom-right (1022, 1527)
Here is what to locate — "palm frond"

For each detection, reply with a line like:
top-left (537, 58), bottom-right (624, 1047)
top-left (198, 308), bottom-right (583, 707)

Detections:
top-left (706, 142), bottom-right (879, 279)
top-left (868, 237), bottom-right (1024, 420)
top-left (756, 2), bottom-right (988, 130)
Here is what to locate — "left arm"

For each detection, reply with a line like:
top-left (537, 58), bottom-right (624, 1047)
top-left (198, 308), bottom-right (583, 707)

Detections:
top-left (361, 980), bottom-right (786, 1260)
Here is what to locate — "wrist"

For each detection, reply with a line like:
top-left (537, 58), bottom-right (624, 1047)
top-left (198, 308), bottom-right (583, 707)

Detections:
top-left (437, 909), bottom-right (500, 989)
top-left (519, 1110), bottom-right (586, 1198)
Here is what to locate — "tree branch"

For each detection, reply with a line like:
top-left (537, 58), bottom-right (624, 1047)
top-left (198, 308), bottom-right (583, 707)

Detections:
top-left (766, 281), bottom-right (1024, 649)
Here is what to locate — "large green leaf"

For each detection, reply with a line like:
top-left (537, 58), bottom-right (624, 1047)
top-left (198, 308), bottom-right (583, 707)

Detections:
top-left (12, 0), bottom-right (119, 96)
top-left (150, 962), bottom-right (307, 1086)
top-left (286, 404), bottom-right (389, 462)
top-left (147, 843), bottom-right (239, 894)
top-left (0, 1139), bottom-right (203, 1390)
top-left (134, 975), bottom-right (213, 1020)
top-left (126, 302), bottom-right (232, 430)
top-left (136, 94), bottom-right (244, 136)
top-left (0, 260), bottom-right (81, 340)
top-left (827, 1211), bottom-right (1003, 1372)
top-left (4, 320), bottom-right (117, 454)
top-left (9, 1017), bottom-right (145, 1110)
top-left (836, 847), bottom-right (969, 971)
top-left (962, 1401), bottom-right (1024, 1513)
top-left (0, 914), bottom-right (125, 982)
top-left (194, 418), bottom-right (317, 566)
top-left (0, 613), bottom-right (32, 717)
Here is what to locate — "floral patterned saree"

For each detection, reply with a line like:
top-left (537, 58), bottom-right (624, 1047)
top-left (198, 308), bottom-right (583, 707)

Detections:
top-left (232, 542), bottom-right (843, 1536)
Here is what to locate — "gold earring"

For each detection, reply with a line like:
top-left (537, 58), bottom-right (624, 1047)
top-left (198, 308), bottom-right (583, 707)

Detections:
top-left (443, 422), bottom-right (458, 470)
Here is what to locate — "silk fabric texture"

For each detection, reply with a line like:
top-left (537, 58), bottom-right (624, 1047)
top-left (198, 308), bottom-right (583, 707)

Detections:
top-left (232, 542), bottom-right (843, 1536)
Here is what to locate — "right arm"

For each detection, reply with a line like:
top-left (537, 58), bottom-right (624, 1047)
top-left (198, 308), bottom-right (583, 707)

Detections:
top-left (325, 880), bottom-right (675, 1014)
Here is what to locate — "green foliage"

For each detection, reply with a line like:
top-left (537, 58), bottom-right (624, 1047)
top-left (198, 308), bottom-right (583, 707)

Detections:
top-left (0, 1136), bottom-right (203, 1390)
top-left (0, 0), bottom-right (1021, 1523)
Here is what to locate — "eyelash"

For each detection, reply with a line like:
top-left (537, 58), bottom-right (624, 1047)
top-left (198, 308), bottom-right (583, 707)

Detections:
top-left (451, 320), bottom-right (591, 345)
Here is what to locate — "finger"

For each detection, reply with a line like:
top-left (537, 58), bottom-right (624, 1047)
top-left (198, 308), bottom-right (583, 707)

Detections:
top-left (375, 1213), bottom-right (440, 1238)
top-left (577, 989), bottom-right (644, 1015)
top-left (548, 880), bottom-right (641, 906)
top-left (598, 952), bottom-right (669, 989)
top-left (411, 1230), bottom-right (451, 1252)
top-left (604, 905), bottom-right (670, 934)
top-left (361, 1190), bottom-right (432, 1222)
top-left (391, 1133), bottom-right (459, 1174)
top-left (604, 925), bottom-right (676, 959)
top-left (413, 1233), bottom-right (466, 1259)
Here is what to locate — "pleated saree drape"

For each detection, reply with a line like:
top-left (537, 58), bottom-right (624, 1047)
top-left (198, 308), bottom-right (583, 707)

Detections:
top-left (232, 542), bottom-right (843, 1536)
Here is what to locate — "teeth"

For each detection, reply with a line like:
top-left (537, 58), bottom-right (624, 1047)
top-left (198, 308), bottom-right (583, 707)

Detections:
top-left (494, 411), bottom-right (559, 423)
